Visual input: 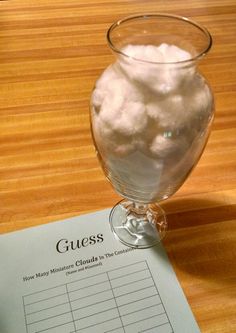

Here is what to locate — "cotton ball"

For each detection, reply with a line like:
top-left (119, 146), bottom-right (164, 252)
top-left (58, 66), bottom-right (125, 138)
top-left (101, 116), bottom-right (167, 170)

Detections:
top-left (114, 101), bottom-right (147, 136)
top-left (146, 102), bottom-right (162, 120)
top-left (113, 142), bottom-right (135, 156)
top-left (146, 94), bottom-right (185, 129)
top-left (107, 151), bottom-right (163, 188)
top-left (94, 116), bottom-right (136, 157)
top-left (103, 130), bottom-right (136, 156)
top-left (153, 65), bottom-right (195, 94)
top-left (92, 65), bottom-right (148, 157)
top-left (160, 44), bottom-right (191, 62)
top-left (118, 45), bottom-right (162, 91)
top-left (185, 76), bottom-right (213, 114)
top-left (127, 44), bottom-right (164, 63)
top-left (150, 134), bottom-right (175, 157)
top-left (98, 78), bottom-right (127, 126)
top-left (96, 113), bottom-right (113, 138)
top-left (91, 65), bottom-right (121, 113)
top-left (95, 67), bottom-right (147, 136)
top-left (122, 44), bottom-right (165, 63)
top-left (95, 64), bottom-right (119, 88)
top-left (150, 133), bottom-right (188, 159)
top-left (119, 44), bottom-right (193, 95)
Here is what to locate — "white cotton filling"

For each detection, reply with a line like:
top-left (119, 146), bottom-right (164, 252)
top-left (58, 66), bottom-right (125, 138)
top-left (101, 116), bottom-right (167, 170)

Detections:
top-left (91, 44), bottom-right (213, 198)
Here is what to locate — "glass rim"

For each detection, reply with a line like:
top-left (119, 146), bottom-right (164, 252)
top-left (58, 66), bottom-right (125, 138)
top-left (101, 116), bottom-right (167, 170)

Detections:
top-left (107, 13), bottom-right (213, 65)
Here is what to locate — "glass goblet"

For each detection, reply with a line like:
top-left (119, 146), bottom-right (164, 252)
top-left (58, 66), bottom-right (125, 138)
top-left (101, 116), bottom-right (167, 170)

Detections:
top-left (90, 14), bottom-right (214, 248)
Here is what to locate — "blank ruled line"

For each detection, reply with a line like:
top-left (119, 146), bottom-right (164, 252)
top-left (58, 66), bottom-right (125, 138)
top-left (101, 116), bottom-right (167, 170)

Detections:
top-left (24, 292), bottom-right (67, 306)
top-left (75, 306), bottom-right (118, 321)
top-left (139, 322), bottom-right (173, 333)
top-left (122, 303), bottom-right (163, 317)
top-left (68, 278), bottom-right (109, 294)
top-left (72, 296), bottom-right (115, 312)
top-left (23, 284), bottom-right (66, 298)
top-left (125, 313), bottom-right (168, 328)
top-left (27, 309), bottom-right (72, 325)
top-left (115, 284), bottom-right (155, 298)
top-left (104, 326), bottom-right (124, 333)
top-left (109, 268), bottom-right (149, 282)
top-left (76, 315), bottom-right (121, 331)
top-left (108, 260), bottom-right (146, 274)
top-left (70, 287), bottom-right (112, 303)
top-left (35, 320), bottom-right (73, 333)
top-left (26, 300), bottom-right (69, 315)
top-left (112, 276), bottom-right (152, 290)
top-left (69, 315), bottom-right (122, 333)
top-left (118, 293), bottom-right (159, 308)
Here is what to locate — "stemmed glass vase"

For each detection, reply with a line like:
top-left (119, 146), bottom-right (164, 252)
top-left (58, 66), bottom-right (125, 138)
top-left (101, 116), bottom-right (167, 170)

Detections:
top-left (90, 14), bottom-right (214, 248)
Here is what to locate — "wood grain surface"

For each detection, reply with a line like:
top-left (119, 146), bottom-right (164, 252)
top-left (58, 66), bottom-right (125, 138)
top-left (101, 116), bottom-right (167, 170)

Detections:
top-left (0, 1), bottom-right (235, 332)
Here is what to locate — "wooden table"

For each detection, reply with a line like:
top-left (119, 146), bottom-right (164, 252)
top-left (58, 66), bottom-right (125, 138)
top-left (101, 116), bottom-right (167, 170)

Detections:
top-left (0, 1), bottom-right (235, 332)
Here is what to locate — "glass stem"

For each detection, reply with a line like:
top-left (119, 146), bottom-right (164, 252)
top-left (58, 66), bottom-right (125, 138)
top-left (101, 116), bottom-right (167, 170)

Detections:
top-left (133, 202), bottom-right (148, 216)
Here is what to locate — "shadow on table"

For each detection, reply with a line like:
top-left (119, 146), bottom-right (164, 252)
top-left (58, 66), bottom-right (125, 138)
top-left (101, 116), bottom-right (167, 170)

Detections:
top-left (151, 196), bottom-right (236, 290)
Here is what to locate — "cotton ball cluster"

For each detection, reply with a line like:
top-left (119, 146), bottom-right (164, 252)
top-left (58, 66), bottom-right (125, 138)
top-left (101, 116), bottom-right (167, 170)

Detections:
top-left (146, 94), bottom-right (185, 128)
top-left (118, 44), bottom-right (195, 95)
top-left (92, 63), bottom-right (147, 156)
top-left (91, 43), bottom-right (212, 161)
top-left (107, 152), bottom-right (164, 189)
top-left (91, 43), bottom-right (213, 201)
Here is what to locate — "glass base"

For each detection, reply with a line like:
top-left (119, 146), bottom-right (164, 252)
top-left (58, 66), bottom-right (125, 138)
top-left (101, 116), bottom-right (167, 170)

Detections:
top-left (109, 199), bottom-right (167, 248)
